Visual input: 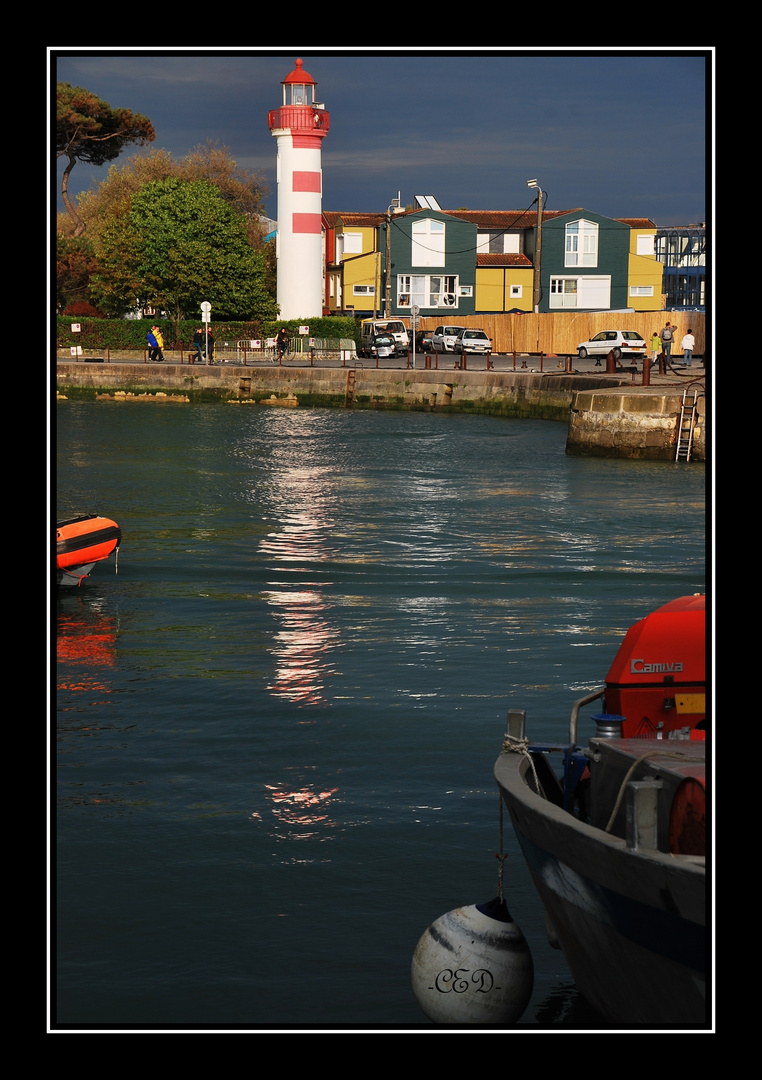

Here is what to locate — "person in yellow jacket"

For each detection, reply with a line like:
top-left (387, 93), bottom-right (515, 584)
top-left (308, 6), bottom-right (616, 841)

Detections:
top-left (154, 326), bottom-right (165, 362)
top-left (147, 326), bottom-right (164, 363)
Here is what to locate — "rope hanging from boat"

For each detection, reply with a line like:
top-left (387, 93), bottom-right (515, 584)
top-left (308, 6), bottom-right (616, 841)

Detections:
top-left (501, 733), bottom-right (542, 794)
top-left (604, 747), bottom-right (706, 834)
top-left (496, 791), bottom-right (507, 902)
top-left (495, 733), bottom-right (547, 904)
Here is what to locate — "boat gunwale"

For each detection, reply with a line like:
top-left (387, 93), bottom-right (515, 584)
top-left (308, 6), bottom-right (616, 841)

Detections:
top-left (494, 746), bottom-right (705, 915)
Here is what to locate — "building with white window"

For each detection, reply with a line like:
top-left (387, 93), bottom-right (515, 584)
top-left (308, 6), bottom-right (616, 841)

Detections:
top-left (541, 210), bottom-right (661, 313)
top-left (321, 205), bottom-right (662, 316)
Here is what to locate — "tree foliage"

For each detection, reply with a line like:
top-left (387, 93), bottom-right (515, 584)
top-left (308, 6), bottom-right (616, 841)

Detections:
top-left (76, 141), bottom-right (269, 249)
top-left (56, 233), bottom-right (101, 312)
top-left (90, 177), bottom-right (278, 324)
top-left (57, 83), bottom-right (155, 235)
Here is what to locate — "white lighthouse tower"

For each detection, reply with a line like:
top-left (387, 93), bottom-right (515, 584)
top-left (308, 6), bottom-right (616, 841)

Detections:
top-left (268, 58), bottom-right (330, 320)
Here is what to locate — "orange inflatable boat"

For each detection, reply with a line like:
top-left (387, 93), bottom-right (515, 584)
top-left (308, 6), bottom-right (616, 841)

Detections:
top-left (56, 514), bottom-right (121, 587)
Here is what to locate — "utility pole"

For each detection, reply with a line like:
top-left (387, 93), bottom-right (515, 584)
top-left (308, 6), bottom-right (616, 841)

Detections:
top-left (527, 179), bottom-right (544, 313)
top-left (384, 196), bottom-right (400, 317)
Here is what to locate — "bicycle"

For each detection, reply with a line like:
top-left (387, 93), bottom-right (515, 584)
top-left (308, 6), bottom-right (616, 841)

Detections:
top-left (276, 340), bottom-right (303, 363)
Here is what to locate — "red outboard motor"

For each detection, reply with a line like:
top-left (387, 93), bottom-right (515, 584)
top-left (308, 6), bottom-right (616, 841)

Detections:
top-left (602, 595), bottom-right (705, 739)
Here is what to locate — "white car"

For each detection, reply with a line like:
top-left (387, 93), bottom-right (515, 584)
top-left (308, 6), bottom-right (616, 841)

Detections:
top-left (432, 325), bottom-right (466, 353)
top-left (576, 330), bottom-right (646, 360)
top-left (454, 328), bottom-right (492, 354)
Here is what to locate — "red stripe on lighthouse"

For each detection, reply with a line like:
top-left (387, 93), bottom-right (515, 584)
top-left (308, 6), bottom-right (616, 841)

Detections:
top-left (292, 134), bottom-right (324, 149)
top-left (292, 213), bottom-right (322, 234)
top-left (293, 171), bottom-right (321, 192)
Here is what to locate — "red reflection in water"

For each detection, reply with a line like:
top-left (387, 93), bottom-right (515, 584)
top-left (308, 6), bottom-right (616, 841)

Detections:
top-left (57, 604), bottom-right (118, 700)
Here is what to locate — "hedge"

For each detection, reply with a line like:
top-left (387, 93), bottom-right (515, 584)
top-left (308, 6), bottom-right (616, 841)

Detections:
top-left (56, 315), bottom-right (363, 350)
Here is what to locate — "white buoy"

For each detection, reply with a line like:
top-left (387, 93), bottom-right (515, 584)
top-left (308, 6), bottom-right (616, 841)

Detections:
top-left (411, 896), bottom-right (533, 1024)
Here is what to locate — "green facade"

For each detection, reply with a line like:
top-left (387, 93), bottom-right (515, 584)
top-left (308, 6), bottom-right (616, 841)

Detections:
top-left (382, 210), bottom-right (477, 318)
top-left (538, 210), bottom-right (631, 313)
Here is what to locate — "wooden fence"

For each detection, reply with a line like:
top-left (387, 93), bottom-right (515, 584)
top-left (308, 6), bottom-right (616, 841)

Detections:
top-left (415, 312), bottom-right (705, 356)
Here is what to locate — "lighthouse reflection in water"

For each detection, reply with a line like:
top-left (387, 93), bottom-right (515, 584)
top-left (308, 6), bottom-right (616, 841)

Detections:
top-left (55, 401), bottom-right (705, 1028)
top-left (258, 425), bottom-right (342, 709)
top-left (258, 415), bottom-right (343, 838)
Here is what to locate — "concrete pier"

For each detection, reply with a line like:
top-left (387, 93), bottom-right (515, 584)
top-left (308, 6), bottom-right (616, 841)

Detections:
top-left (55, 359), bottom-right (706, 462)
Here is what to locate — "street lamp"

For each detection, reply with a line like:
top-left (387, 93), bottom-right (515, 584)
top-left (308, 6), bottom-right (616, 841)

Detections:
top-left (527, 179), bottom-right (544, 313)
top-left (384, 196), bottom-right (400, 317)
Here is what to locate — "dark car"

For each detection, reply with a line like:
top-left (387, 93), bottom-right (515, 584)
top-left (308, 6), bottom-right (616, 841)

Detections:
top-left (369, 333), bottom-right (397, 359)
top-left (415, 329), bottom-right (434, 352)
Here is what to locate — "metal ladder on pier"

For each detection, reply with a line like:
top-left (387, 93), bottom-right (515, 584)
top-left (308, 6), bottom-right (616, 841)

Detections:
top-left (675, 389), bottom-right (698, 461)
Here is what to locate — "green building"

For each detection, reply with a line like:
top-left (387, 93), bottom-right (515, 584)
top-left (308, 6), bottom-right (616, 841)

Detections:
top-left (382, 208), bottom-right (477, 318)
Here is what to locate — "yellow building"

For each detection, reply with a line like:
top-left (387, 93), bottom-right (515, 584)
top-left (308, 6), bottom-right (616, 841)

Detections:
top-left (475, 255), bottom-right (535, 313)
top-left (322, 209), bottom-right (664, 316)
top-left (324, 212), bottom-right (383, 315)
top-left (621, 218), bottom-right (663, 311)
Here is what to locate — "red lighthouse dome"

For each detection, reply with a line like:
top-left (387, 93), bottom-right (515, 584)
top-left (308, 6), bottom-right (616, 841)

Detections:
top-left (268, 58), bottom-right (330, 135)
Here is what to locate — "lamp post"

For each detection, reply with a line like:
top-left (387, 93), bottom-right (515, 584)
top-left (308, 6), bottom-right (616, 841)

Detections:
top-left (527, 179), bottom-right (544, 314)
top-left (384, 196), bottom-right (400, 317)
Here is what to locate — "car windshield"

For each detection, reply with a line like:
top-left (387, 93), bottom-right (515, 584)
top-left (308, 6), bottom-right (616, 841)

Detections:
top-left (464, 331), bottom-right (485, 339)
top-left (622, 332), bottom-right (643, 340)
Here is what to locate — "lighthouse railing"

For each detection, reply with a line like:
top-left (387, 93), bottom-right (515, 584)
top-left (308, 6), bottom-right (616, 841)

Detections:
top-left (268, 107), bottom-right (330, 133)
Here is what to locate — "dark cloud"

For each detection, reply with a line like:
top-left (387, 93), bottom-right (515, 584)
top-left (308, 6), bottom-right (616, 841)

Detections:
top-left (53, 49), bottom-right (708, 226)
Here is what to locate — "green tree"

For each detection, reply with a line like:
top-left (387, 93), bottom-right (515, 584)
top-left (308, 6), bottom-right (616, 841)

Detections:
top-left (65, 142), bottom-right (275, 307)
top-left (90, 178), bottom-right (278, 325)
top-left (76, 142), bottom-right (269, 245)
top-left (57, 83), bottom-right (155, 236)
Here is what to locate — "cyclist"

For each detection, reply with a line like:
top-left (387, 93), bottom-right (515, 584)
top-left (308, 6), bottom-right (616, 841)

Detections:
top-left (275, 327), bottom-right (289, 361)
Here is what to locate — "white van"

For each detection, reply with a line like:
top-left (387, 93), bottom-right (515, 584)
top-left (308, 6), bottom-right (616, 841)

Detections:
top-left (360, 319), bottom-right (408, 357)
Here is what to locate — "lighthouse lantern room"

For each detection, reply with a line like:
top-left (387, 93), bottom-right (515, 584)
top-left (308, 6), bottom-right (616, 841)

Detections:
top-left (268, 59), bottom-right (330, 320)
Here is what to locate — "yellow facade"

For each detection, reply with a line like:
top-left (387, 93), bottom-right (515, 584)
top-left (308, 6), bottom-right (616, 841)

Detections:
top-left (475, 267), bottom-right (534, 313)
top-left (335, 225), bottom-right (379, 313)
top-left (626, 227), bottom-right (663, 311)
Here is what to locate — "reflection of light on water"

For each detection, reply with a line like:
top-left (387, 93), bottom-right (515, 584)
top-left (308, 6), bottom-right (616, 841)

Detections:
top-left (254, 416), bottom-right (345, 708)
top-left (263, 587), bottom-right (341, 706)
top-left (263, 782), bottom-right (340, 839)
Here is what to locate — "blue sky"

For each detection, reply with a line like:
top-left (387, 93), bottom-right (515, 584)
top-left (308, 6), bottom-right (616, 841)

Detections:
top-left (53, 49), bottom-right (710, 228)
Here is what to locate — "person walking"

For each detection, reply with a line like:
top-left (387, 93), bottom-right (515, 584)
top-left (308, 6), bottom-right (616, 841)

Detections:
top-left (650, 331), bottom-right (661, 367)
top-left (659, 321), bottom-right (676, 361)
top-left (147, 325), bottom-right (164, 363)
top-left (206, 328), bottom-right (215, 365)
top-left (193, 328), bottom-right (205, 364)
top-left (154, 325), bottom-right (165, 362)
top-left (681, 329), bottom-right (695, 368)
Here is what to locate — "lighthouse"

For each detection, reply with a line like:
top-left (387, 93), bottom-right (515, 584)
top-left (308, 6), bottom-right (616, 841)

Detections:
top-left (268, 58), bottom-right (330, 320)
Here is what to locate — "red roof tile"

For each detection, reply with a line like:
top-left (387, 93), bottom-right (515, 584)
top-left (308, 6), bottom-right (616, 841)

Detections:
top-left (476, 252), bottom-right (533, 267)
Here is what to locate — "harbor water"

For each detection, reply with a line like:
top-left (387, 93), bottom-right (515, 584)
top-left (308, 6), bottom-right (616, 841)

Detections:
top-left (54, 401), bottom-right (706, 1030)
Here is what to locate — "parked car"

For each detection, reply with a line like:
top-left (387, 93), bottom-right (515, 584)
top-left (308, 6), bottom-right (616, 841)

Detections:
top-left (454, 328), bottom-right (492, 354)
top-left (361, 319), bottom-right (408, 356)
top-left (576, 330), bottom-right (646, 360)
top-left (415, 329), bottom-right (434, 352)
top-left (368, 333), bottom-right (397, 359)
top-left (432, 325), bottom-right (466, 353)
